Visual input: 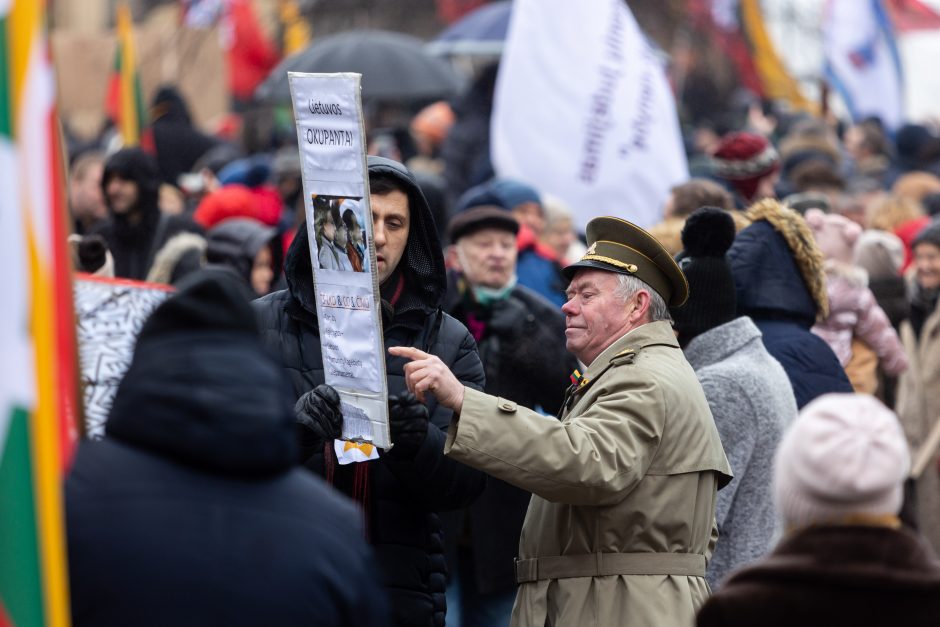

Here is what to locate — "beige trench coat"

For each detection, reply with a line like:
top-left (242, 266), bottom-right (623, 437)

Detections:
top-left (897, 302), bottom-right (940, 552)
top-left (445, 321), bottom-right (732, 627)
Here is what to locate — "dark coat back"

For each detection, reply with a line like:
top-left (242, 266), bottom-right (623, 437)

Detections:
top-left (253, 158), bottom-right (485, 627)
top-left (697, 525), bottom-right (940, 627)
top-left (441, 276), bottom-right (577, 594)
top-left (870, 275), bottom-right (910, 331)
top-left (150, 86), bottom-right (221, 186)
top-left (728, 218), bottom-right (852, 407)
top-left (67, 274), bottom-right (386, 627)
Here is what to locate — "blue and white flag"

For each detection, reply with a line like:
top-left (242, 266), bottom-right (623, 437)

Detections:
top-left (824, 0), bottom-right (903, 130)
top-left (491, 0), bottom-right (688, 230)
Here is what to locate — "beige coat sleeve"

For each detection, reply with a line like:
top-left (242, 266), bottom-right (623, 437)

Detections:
top-left (444, 376), bottom-right (665, 506)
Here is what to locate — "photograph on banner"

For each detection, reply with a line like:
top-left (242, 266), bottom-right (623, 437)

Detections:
top-left (289, 71), bottom-right (390, 451)
top-left (312, 194), bottom-right (369, 273)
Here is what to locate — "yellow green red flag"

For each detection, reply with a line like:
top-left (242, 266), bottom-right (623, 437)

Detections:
top-left (105, 3), bottom-right (146, 146)
top-left (0, 0), bottom-right (79, 625)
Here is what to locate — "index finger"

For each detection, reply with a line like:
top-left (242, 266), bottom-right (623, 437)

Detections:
top-left (388, 346), bottom-right (432, 361)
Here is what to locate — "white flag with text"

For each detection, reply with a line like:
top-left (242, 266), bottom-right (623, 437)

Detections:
top-left (824, 0), bottom-right (903, 130)
top-left (491, 0), bottom-right (688, 230)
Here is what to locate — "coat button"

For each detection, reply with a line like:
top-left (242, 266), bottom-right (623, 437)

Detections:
top-left (497, 398), bottom-right (517, 412)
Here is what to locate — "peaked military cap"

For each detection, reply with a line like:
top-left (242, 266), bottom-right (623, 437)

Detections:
top-left (563, 216), bottom-right (689, 307)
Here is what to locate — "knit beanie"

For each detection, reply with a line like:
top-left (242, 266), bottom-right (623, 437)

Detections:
top-left (711, 132), bottom-right (780, 202)
top-left (455, 178), bottom-right (541, 212)
top-left (804, 208), bottom-right (862, 264)
top-left (671, 207), bottom-right (737, 345)
top-left (854, 229), bottom-right (904, 281)
top-left (913, 220), bottom-right (940, 251)
top-left (774, 393), bottom-right (910, 529)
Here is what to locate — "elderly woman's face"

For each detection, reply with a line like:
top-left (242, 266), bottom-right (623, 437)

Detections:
top-left (915, 242), bottom-right (940, 291)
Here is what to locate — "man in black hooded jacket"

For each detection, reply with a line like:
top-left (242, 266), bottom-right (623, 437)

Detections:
top-left (253, 156), bottom-right (486, 627)
top-left (66, 270), bottom-right (387, 626)
top-left (93, 147), bottom-right (203, 280)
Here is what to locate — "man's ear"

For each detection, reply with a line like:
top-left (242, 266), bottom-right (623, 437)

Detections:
top-left (629, 289), bottom-right (652, 325)
top-left (445, 244), bottom-right (461, 271)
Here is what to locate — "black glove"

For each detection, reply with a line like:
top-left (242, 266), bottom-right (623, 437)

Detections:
top-left (294, 384), bottom-right (343, 462)
top-left (387, 392), bottom-right (429, 459)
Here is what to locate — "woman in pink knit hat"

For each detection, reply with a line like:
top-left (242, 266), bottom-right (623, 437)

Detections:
top-left (697, 394), bottom-right (940, 627)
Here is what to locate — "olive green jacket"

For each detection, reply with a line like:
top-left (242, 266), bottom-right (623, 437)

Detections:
top-left (445, 320), bottom-right (732, 627)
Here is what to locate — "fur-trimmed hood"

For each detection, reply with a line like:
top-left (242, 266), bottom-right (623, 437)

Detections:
top-left (146, 232), bottom-right (207, 286)
top-left (729, 199), bottom-right (829, 325)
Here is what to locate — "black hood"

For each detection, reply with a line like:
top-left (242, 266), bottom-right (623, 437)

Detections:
top-left (284, 156), bottom-right (446, 319)
top-left (151, 85), bottom-right (193, 125)
top-left (105, 271), bottom-right (298, 475)
top-left (206, 218), bottom-right (280, 286)
top-left (101, 147), bottom-right (161, 221)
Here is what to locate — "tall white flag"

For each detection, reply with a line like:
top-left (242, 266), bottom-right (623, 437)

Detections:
top-left (491, 0), bottom-right (688, 231)
top-left (824, 0), bottom-right (903, 130)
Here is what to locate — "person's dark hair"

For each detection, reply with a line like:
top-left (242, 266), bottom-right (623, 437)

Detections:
top-left (342, 208), bottom-right (359, 231)
top-left (856, 119), bottom-right (891, 158)
top-left (922, 192), bottom-right (940, 218)
top-left (790, 160), bottom-right (845, 193)
top-left (670, 178), bottom-right (734, 217)
top-left (369, 171), bottom-right (409, 196)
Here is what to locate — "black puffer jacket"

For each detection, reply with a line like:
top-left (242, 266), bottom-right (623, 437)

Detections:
top-left (67, 272), bottom-right (387, 627)
top-left (253, 157), bottom-right (486, 627)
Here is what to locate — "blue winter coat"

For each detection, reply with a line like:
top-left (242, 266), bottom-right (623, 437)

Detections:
top-left (728, 219), bottom-right (852, 408)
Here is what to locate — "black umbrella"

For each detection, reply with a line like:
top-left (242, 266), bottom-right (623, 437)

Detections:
top-left (426, 0), bottom-right (512, 57)
top-left (255, 30), bottom-right (462, 104)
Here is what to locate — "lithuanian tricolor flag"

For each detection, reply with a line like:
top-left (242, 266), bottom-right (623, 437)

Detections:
top-left (0, 0), bottom-right (79, 625)
top-left (105, 3), bottom-right (146, 147)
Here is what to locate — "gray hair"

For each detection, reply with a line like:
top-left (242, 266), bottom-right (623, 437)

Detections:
top-left (613, 274), bottom-right (672, 323)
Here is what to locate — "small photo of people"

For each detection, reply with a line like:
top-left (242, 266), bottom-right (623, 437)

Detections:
top-left (312, 194), bottom-right (368, 273)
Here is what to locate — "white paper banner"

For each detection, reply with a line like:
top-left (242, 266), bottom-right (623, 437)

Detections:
top-left (491, 0), bottom-right (688, 230)
top-left (73, 275), bottom-right (173, 438)
top-left (289, 72), bottom-right (391, 449)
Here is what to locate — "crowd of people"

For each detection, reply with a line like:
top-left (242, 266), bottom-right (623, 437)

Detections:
top-left (60, 70), bottom-right (940, 626)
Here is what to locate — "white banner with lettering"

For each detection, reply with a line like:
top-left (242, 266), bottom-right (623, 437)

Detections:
top-left (491, 0), bottom-right (688, 230)
top-left (824, 0), bottom-right (903, 131)
top-left (289, 73), bottom-right (390, 452)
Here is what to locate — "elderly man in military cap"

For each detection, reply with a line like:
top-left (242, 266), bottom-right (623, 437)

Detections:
top-left (392, 216), bottom-right (732, 627)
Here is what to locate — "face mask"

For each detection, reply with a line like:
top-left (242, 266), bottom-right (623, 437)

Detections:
top-left (472, 275), bottom-right (517, 306)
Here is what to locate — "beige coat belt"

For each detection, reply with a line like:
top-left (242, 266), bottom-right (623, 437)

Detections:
top-left (514, 552), bottom-right (706, 584)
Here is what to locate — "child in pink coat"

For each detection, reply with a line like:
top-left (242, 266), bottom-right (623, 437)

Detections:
top-left (806, 209), bottom-right (908, 380)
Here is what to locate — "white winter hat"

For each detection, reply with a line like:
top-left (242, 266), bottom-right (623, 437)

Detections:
top-left (774, 393), bottom-right (910, 528)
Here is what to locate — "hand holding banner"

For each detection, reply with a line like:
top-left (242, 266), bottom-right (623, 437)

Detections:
top-left (289, 73), bottom-right (390, 451)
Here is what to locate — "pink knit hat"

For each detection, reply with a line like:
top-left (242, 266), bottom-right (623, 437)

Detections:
top-left (774, 394), bottom-right (910, 528)
top-left (804, 208), bottom-right (863, 264)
